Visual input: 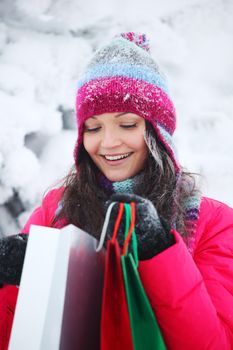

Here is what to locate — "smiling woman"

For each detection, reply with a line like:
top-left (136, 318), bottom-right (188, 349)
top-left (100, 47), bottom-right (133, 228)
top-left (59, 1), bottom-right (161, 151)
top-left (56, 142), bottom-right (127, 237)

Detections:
top-left (1, 32), bottom-right (233, 350)
top-left (83, 112), bottom-right (148, 181)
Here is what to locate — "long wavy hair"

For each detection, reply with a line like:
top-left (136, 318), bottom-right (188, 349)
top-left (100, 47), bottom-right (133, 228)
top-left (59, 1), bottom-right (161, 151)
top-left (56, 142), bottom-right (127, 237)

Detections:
top-left (55, 122), bottom-right (200, 239)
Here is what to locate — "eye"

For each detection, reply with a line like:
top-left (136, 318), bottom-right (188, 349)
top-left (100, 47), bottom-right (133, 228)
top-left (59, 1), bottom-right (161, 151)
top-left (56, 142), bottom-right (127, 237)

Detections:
top-left (120, 124), bottom-right (137, 129)
top-left (84, 126), bottom-right (101, 133)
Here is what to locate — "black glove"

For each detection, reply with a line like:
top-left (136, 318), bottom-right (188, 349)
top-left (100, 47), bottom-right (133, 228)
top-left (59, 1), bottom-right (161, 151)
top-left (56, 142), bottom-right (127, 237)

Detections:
top-left (105, 193), bottom-right (175, 260)
top-left (0, 233), bottom-right (28, 285)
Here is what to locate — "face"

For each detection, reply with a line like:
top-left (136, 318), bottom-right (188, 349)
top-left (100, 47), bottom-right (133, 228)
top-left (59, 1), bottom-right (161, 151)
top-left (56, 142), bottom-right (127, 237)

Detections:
top-left (83, 112), bottom-right (148, 182)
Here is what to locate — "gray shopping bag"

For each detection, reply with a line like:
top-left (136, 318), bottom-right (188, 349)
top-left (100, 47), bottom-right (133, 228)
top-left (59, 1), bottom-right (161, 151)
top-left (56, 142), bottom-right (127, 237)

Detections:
top-left (9, 224), bottom-right (105, 350)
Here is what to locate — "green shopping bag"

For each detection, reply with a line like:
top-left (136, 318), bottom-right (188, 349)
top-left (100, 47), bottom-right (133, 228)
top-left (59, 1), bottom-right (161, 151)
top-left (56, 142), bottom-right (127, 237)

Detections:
top-left (121, 203), bottom-right (167, 350)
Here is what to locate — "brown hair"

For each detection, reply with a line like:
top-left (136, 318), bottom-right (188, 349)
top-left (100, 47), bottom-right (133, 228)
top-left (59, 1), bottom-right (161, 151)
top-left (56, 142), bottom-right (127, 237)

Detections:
top-left (55, 122), bottom-right (200, 238)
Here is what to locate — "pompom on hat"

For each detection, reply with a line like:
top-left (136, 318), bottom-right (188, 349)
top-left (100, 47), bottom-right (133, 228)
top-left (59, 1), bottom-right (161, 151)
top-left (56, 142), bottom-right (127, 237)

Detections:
top-left (74, 32), bottom-right (180, 173)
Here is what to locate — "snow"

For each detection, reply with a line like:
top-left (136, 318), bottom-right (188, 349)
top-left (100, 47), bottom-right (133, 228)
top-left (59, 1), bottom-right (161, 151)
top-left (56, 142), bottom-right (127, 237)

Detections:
top-left (0, 0), bottom-right (233, 234)
top-left (1, 148), bottom-right (40, 188)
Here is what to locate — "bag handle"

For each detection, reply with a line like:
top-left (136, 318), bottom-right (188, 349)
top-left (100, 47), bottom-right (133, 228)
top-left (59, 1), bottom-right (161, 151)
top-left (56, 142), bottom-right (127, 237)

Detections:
top-left (122, 203), bottom-right (138, 267)
top-left (110, 202), bottom-right (138, 265)
top-left (96, 202), bottom-right (117, 252)
top-left (111, 202), bottom-right (124, 243)
top-left (111, 202), bottom-right (136, 258)
top-left (96, 201), bottom-right (138, 267)
top-left (122, 202), bottom-right (135, 255)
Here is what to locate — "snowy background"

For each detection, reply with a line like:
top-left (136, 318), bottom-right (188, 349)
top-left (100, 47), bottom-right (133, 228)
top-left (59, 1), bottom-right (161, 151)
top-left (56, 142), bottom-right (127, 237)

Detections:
top-left (0, 0), bottom-right (233, 235)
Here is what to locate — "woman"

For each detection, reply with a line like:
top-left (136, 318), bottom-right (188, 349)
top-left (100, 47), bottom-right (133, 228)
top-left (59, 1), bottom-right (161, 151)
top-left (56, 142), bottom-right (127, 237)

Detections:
top-left (1, 32), bottom-right (233, 349)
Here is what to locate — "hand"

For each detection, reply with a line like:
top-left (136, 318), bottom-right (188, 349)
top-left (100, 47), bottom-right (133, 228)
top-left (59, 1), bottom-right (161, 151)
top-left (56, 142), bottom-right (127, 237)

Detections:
top-left (105, 193), bottom-right (175, 260)
top-left (0, 233), bottom-right (28, 285)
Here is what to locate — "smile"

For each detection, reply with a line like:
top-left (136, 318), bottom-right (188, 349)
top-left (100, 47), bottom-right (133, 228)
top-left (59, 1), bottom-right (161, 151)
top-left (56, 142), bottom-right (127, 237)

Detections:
top-left (103, 153), bottom-right (132, 161)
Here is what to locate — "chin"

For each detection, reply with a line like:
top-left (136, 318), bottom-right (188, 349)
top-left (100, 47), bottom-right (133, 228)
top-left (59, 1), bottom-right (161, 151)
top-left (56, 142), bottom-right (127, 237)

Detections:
top-left (104, 172), bottom-right (132, 182)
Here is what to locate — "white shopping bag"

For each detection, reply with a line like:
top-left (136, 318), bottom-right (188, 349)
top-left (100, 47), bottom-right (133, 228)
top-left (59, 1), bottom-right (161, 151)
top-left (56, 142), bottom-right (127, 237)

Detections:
top-left (9, 224), bottom-right (105, 350)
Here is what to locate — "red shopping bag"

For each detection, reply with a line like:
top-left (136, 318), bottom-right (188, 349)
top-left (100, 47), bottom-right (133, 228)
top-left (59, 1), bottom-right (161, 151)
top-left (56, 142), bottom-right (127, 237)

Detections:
top-left (101, 203), bottom-right (134, 350)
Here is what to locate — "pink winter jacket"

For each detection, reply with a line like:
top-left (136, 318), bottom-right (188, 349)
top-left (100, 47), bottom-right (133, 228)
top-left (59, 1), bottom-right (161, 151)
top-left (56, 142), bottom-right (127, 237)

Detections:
top-left (1, 188), bottom-right (233, 349)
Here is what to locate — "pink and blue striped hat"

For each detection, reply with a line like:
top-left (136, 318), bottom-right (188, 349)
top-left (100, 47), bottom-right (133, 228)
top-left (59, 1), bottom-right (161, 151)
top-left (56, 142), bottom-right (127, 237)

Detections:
top-left (74, 32), bottom-right (180, 172)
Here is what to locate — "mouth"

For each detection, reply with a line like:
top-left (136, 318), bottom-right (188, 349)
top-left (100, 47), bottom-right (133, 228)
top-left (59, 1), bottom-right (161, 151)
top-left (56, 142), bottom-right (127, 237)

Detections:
top-left (102, 153), bottom-right (132, 161)
top-left (100, 152), bottom-right (132, 165)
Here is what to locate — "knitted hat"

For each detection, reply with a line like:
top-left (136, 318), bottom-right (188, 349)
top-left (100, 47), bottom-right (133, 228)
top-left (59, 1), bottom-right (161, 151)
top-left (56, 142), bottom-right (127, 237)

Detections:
top-left (74, 32), bottom-right (180, 172)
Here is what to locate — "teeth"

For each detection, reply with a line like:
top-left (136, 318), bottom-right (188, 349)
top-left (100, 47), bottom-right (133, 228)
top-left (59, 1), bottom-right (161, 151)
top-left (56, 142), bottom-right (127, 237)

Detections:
top-left (105, 153), bottom-right (130, 161)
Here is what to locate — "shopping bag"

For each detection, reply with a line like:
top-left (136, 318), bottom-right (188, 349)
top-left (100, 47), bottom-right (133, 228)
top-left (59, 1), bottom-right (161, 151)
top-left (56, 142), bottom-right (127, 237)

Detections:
top-left (121, 203), bottom-right (167, 350)
top-left (9, 224), bottom-right (105, 350)
top-left (99, 202), bottom-right (134, 350)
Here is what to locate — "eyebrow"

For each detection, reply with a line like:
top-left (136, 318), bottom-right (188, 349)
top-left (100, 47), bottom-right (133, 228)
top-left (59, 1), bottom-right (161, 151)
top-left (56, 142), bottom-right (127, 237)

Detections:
top-left (90, 112), bottom-right (128, 120)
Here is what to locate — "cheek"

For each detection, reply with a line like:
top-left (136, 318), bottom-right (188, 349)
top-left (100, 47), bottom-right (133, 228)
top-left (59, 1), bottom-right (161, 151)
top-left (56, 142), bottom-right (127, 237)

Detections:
top-left (83, 136), bottom-right (89, 152)
top-left (135, 137), bottom-right (149, 163)
top-left (140, 143), bottom-right (149, 160)
top-left (130, 134), bottom-right (147, 153)
top-left (83, 136), bottom-right (100, 169)
top-left (83, 135), bottom-right (96, 156)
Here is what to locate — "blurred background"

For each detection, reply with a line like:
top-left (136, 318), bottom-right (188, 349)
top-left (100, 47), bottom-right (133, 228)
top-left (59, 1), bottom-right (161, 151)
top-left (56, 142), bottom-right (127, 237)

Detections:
top-left (0, 0), bottom-right (233, 235)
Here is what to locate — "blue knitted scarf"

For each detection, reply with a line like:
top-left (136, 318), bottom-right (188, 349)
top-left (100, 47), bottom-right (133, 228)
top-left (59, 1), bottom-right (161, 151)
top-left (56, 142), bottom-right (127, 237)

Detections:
top-left (97, 172), bottom-right (143, 195)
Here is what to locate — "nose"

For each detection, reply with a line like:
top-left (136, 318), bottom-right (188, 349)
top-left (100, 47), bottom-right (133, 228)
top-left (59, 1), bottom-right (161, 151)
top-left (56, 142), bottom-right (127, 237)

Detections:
top-left (101, 128), bottom-right (122, 149)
